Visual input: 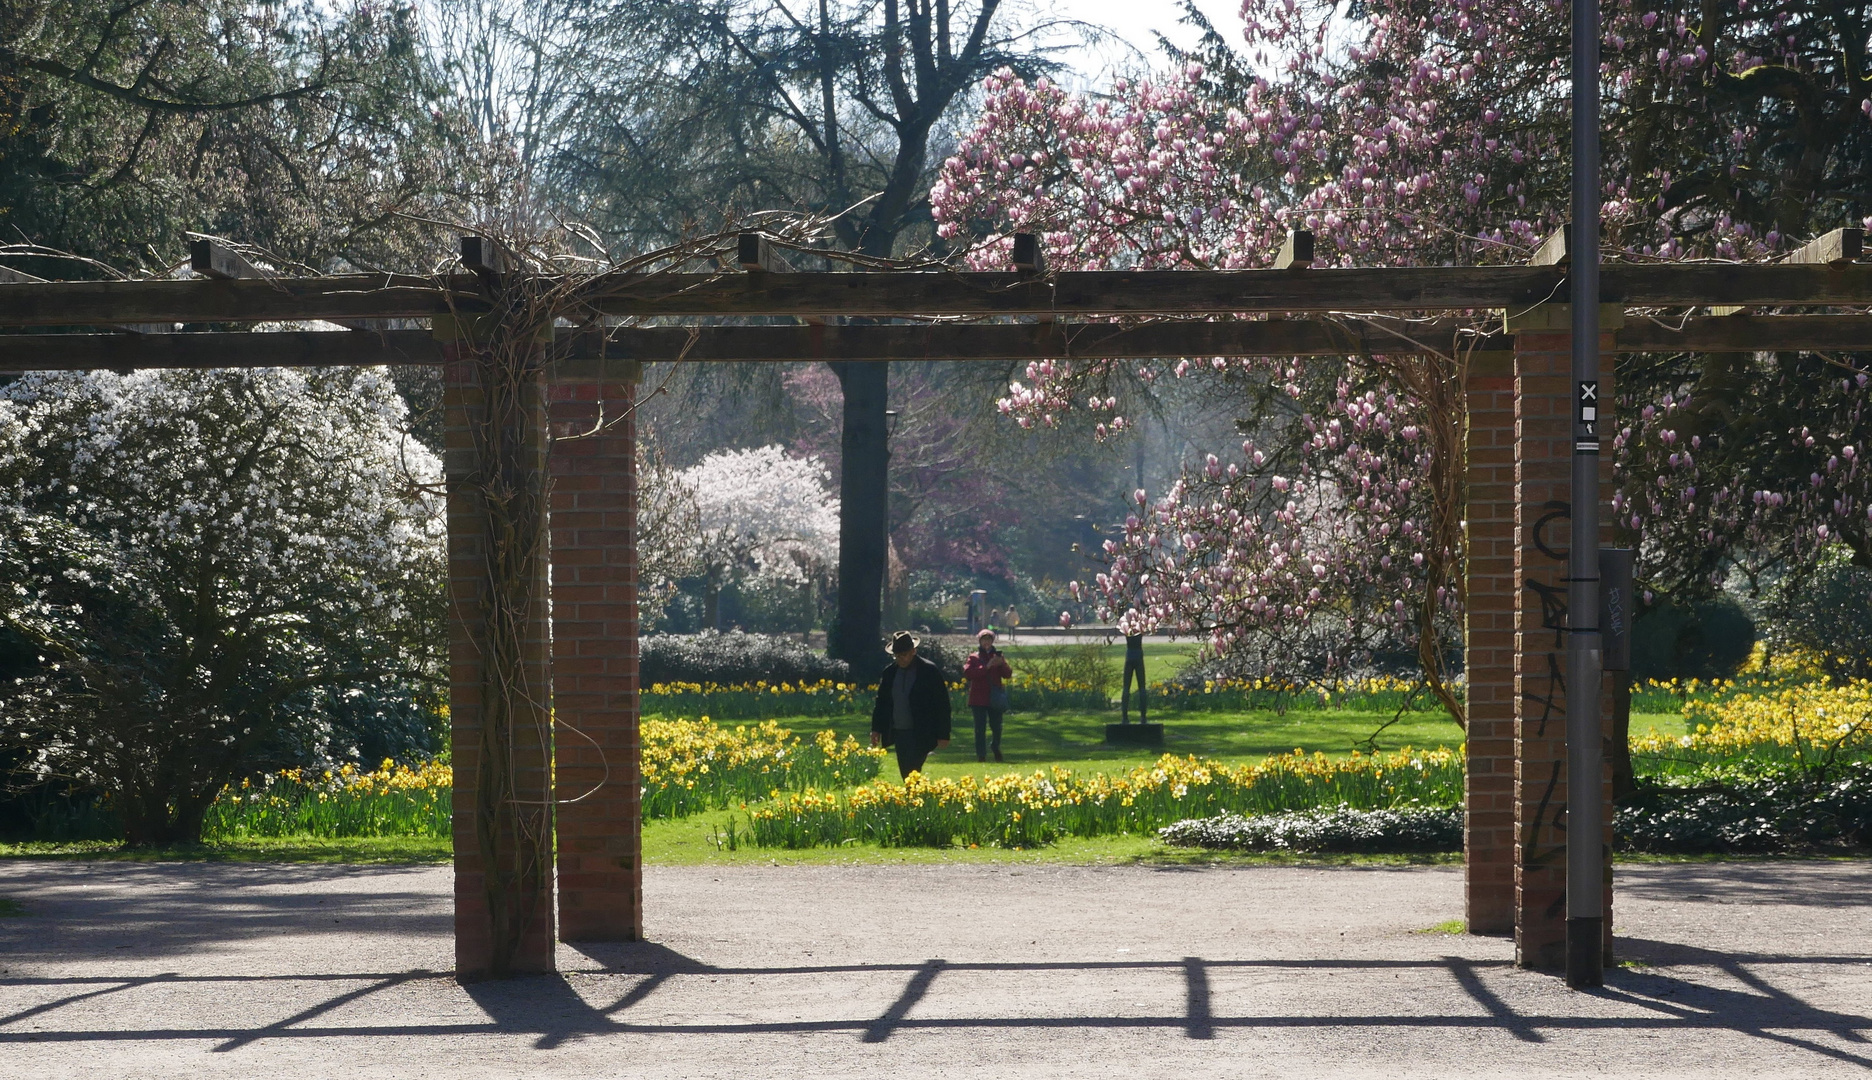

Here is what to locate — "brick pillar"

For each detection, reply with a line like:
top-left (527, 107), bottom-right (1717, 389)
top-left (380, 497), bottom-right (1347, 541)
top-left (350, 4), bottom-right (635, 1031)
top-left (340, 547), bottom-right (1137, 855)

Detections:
top-left (444, 343), bottom-right (557, 978)
top-left (1463, 353), bottom-right (1516, 935)
top-left (1509, 310), bottom-right (1618, 970)
top-left (548, 374), bottom-right (643, 942)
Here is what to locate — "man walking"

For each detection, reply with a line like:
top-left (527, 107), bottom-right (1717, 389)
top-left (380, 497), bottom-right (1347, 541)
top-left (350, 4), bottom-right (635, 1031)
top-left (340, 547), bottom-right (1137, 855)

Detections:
top-left (870, 631), bottom-right (952, 779)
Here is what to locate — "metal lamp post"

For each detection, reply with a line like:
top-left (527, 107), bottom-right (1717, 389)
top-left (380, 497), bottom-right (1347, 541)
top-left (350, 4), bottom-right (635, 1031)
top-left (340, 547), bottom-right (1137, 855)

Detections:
top-left (1566, 0), bottom-right (1606, 989)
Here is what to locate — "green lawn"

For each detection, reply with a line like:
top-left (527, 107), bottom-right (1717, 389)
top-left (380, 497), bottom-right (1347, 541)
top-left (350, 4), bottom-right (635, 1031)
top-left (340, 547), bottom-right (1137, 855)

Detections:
top-left (997, 640), bottom-right (1202, 683)
top-left (639, 805), bottom-right (1461, 867)
top-left (759, 704), bottom-right (1466, 781)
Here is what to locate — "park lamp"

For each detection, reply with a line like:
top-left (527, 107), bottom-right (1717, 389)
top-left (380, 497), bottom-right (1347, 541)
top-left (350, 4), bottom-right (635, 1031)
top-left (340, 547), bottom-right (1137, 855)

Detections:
top-left (1566, 0), bottom-right (1607, 990)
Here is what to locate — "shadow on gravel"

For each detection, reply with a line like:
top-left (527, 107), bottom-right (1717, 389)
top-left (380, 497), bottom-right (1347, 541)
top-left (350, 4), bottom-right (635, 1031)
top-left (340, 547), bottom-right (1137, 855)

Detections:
top-left (3, 942), bottom-right (1869, 1067)
top-left (1614, 860), bottom-right (1872, 908)
top-left (0, 862), bottom-right (447, 962)
top-left (1604, 938), bottom-right (1872, 1068)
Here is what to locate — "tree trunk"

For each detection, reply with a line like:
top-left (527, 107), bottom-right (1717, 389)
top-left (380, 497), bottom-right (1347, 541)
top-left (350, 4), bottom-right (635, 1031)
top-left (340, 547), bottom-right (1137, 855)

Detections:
top-left (831, 360), bottom-right (889, 674)
top-left (119, 784), bottom-right (213, 846)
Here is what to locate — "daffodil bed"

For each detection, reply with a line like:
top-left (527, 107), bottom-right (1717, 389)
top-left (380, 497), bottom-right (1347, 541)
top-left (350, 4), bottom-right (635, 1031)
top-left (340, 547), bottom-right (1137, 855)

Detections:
top-left (719, 749), bottom-right (1463, 850)
top-left (639, 718), bottom-right (882, 818)
top-left (201, 759), bottom-right (453, 840)
top-left (199, 717), bottom-right (883, 839)
top-left (169, 673), bottom-right (1872, 857)
top-left (1631, 678), bottom-right (1872, 776)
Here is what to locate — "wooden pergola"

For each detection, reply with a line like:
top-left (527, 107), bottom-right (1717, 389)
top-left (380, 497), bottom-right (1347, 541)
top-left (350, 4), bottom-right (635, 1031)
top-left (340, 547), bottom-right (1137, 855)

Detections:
top-left (3, 229), bottom-right (1867, 978)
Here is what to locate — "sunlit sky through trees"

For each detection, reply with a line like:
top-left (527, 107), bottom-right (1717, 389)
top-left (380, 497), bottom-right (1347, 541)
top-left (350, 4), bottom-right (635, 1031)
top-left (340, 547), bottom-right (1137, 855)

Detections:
top-left (1048, 0), bottom-right (1249, 84)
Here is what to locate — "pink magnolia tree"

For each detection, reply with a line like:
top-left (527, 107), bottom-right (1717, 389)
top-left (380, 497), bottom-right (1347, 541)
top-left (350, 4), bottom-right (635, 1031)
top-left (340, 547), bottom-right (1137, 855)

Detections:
top-left (931, 0), bottom-right (1872, 718)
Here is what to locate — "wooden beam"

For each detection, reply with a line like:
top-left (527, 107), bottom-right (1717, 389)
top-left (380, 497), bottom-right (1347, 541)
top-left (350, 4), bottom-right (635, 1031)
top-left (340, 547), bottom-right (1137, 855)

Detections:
top-left (576, 263), bottom-right (1872, 316)
top-left (0, 263), bottom-right (171, 334)
top-left (12, 263), bottom-right (1872, 325)
top-left (603, 319), bottom-right (1496, 361)
top-left (1614, 312), bottom-right (1872, 353)
top-left (1011, 233), bottom-right (1046, 275)
top-left (0, 329), bottom-right (443, 370)
top-left (460, 236), bottom-right (517, 276)
top-left (10, 313), bottom-right (1872, 372)
top-left (1784, 226), bottom-right (1863, 266)
top-left (0, 274), bottom-right (441, 326)
top-left (1274, 229), bottom-right (1314, 270)
top-left (190, 236), bottom-right (378, 332)
top-left (737, 232), bottom-right (790, 272)
top-left (1530, 227), bottom-right (1570, 267)
top-left (190, 238), bottom-right (268, 281)
top-left (0, 322), bottom-right (1479, 370)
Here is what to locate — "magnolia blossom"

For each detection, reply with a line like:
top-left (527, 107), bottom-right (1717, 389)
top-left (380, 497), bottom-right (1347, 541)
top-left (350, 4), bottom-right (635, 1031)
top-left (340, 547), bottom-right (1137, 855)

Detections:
top-left (933, 0), bottom-right (1872, 698)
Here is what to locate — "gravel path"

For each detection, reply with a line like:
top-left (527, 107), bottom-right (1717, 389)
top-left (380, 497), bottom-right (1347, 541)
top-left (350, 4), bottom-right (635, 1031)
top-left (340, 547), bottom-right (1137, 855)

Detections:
top-left (1, 858), bottom-right (1869, 1078)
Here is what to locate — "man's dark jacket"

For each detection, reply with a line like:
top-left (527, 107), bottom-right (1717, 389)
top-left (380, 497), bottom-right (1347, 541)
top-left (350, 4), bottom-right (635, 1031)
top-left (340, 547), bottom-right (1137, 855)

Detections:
top-left (870, 655), bottom-right (953, 752)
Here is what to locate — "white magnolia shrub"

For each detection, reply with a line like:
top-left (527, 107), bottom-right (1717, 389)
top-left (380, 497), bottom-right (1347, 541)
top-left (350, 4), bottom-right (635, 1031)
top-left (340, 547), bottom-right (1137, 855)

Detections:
top-left (676, 444), bottom-right (840, 587)
top-left (0, 367), bottom-right (445, 843)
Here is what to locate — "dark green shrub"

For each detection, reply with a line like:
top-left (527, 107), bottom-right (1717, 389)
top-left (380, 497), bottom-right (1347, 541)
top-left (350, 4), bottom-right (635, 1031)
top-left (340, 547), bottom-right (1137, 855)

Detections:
top-left (1765, 561), bottom-right (1872, 682)
top-left (639, 631), bottom-right (851, 687)
top-left (1616, 763), bottom-right (1872, 854)
top-left (1631, 596), bottom-right (1756, 682)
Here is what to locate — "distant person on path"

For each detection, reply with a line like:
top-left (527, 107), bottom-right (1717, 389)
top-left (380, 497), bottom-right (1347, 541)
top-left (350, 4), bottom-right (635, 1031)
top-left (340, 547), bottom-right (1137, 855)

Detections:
top-left (1121, 632), bottom-right (1148, 724)
top-left (962, 629), bottom-right (1013, 763)
top-left (1004, 606), bottom-right (1020, 640)
top-left (870, 631), bottom-right (952, 779)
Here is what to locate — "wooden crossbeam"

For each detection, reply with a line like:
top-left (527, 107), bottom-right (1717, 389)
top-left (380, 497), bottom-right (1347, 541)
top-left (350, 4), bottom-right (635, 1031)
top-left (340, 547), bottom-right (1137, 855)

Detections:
top-left (190, 237), bottom-right (268, 281)
top-left (600, 319), bottom-right (1495, 361)
top-left (6, 314), bottom-right (1872, 372)
top-left (1011, 233), bottom-right (1046, 275)
top-left (8, 263), bottom-right (1872, 325)
top-left (189, 236), bottom-right (378, 333)
top-left (1274, 230), bottom-right (1314, 270)
top-left (0, 329), bottom-right (441, 370)
top-left (1784, 227), bottom-right (1863, 266)
top-left (460, 235), bottom-right (518, 276)
top-left (1530, 227), bottom-right (1571, 267)
top-left (737, 232), bottom-right (789, 272)
top-left (1616, 312), bottom-right (1872, 352)
top-left (1, 262), bottom-right (171, 334)
top-left (1712, 228), bottom-right (1863, 314)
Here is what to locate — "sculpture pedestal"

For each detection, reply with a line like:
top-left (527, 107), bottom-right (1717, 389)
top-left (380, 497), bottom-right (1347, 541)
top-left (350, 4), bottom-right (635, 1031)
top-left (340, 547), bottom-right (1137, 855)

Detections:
top-left (1104, 723), bottom-right (1164, 749)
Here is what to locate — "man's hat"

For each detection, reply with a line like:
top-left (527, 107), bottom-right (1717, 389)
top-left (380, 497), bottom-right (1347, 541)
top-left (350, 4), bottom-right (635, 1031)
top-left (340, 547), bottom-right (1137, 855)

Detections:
top-left (890, 631), bottom-right (920, 653)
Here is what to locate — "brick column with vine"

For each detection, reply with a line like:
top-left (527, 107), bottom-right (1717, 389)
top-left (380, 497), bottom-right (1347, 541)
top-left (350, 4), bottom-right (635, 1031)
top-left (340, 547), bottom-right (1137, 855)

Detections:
top-left (444, 340), bottom-right (558, 979)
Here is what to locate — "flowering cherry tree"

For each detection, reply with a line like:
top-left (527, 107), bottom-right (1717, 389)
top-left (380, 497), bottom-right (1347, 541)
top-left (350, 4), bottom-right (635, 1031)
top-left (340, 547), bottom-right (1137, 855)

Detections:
top-left (674, 445), bottom-right (841, 627)
top-left (0, 368), bottom-right (445, 844)
top-left (931, 0), bottom-right (1872, 715)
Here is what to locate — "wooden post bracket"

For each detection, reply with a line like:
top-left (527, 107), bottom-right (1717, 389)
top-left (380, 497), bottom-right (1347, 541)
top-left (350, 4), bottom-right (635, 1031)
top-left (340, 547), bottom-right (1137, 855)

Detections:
top-left (1274, 229), bottom-right (1314, 270)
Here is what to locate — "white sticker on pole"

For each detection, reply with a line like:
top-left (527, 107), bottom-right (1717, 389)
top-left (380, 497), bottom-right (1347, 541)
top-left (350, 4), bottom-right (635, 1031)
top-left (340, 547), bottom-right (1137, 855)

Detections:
top-left (1576, 379), bottom-right (1600, 452)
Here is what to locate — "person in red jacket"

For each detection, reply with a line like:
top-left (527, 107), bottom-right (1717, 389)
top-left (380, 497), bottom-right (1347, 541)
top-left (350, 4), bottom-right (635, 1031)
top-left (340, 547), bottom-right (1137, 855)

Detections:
top-left (962, 629), bottom-right (1013, 763)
